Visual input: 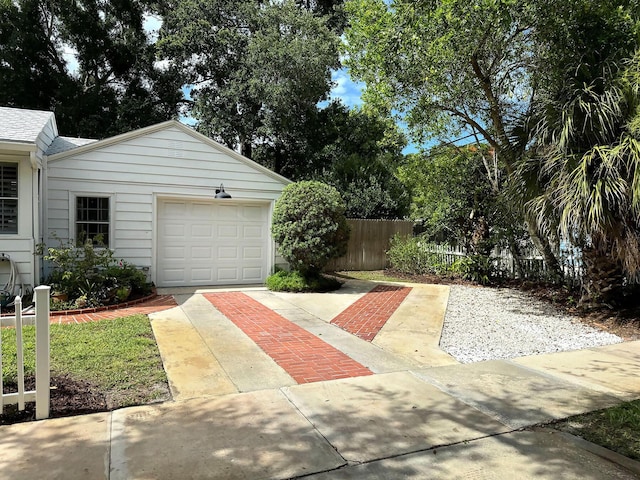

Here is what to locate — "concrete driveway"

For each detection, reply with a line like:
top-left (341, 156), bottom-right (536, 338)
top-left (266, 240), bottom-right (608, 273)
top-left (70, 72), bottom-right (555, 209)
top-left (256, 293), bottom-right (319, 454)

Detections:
top-left (1, 279), bottom-right (639, 479)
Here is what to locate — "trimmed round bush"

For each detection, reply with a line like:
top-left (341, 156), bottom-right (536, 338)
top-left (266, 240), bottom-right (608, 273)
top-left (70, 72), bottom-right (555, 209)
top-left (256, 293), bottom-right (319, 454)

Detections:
top-left (272, 181), bottom-right (350, 276)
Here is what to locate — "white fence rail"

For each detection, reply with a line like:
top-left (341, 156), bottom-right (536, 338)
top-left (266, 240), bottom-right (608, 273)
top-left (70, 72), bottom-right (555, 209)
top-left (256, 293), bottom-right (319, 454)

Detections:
top-left (0, 285), bottom-right (51, 420)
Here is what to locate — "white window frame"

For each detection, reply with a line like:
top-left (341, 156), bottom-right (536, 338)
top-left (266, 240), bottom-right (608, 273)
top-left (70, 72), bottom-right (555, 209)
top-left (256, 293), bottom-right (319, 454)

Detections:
top-left (70, 192), bottom-right (114, 247)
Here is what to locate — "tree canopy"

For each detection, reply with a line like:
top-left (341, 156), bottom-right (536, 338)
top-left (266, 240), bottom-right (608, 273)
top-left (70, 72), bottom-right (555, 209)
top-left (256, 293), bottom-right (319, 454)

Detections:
top-left (0, 0), bottom-right (182, 138)
top-left (158, 0), bottom-right (340, 172)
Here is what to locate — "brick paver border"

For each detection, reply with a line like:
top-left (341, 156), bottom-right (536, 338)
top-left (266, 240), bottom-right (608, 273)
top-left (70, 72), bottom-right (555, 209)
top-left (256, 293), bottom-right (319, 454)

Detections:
top-left (330, 284), bottom-right (411, 341)
top-left (204, 292), bottom-right (373, 384)
top-left (49, 295), bottom-right (177, 324)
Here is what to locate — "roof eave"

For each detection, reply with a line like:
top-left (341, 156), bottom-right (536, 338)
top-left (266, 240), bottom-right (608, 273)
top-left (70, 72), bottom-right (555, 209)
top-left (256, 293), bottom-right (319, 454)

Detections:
top-left (0, 140), bottom-right (37, 153)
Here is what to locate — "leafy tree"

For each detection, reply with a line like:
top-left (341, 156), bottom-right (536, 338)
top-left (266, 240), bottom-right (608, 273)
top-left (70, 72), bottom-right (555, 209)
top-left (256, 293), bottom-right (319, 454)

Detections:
top-left (158, 0), bottom-right (340, 172)
top-left (0, 0), bottom-right (182, 138)
top-left (400, 147), bottom-right (493, 250)
top-left (344, 0), bottom-right (639, 277)
top-left (272, 181), bottom-right (350, 277)
top-left (305, 103), bottom-right (410, 219)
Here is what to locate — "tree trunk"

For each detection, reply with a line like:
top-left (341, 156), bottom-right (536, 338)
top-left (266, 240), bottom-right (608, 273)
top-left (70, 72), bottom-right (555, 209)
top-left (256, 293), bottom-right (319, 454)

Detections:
top-left (506, 234), bottom-right (526, 279)
top-left (579, 247), bottom-right (625, 309)
top-left (240, 142), bottom-right (253, 159)
top-left (525, 218), bottom-right (563, 281)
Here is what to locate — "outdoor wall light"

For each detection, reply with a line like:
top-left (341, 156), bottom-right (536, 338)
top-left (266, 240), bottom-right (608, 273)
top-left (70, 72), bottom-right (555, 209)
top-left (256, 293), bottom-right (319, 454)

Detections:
top-left (215, 183), bottom-right (232, 199)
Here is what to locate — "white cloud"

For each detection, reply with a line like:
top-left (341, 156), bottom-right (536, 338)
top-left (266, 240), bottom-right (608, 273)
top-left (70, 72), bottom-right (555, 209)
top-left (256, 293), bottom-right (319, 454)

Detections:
top-left (328, 68), bottom-right (364, 107)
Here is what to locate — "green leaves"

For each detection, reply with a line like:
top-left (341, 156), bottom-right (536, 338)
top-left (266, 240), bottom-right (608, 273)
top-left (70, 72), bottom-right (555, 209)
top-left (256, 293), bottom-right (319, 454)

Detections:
top-left (272, 181), bottom-right (350, 275)
top-left (0, 0), bottom-right (183, 138)
top-left (159, 0), bottom-right (340, 169)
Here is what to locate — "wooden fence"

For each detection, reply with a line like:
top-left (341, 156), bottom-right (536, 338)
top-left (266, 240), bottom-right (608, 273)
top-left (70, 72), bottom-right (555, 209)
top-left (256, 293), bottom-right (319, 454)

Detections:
top-left (0, 286), bottom-right (51, 420)
top-left (326, 219), bottom-right (414, 271)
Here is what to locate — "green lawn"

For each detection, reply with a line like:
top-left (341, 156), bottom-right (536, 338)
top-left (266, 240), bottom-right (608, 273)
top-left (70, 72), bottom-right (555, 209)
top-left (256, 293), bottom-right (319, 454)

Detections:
top-left (1, 315), bottom-right (169, 412)
top-left (552, 400), bottom-right (640, 460)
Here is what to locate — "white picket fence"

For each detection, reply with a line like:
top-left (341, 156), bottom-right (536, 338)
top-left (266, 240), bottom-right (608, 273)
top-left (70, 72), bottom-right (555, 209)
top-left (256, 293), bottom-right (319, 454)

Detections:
top-left (0, 285), bottom-right (51, 420)
top-left (423, 243), bottom-right (583, 284)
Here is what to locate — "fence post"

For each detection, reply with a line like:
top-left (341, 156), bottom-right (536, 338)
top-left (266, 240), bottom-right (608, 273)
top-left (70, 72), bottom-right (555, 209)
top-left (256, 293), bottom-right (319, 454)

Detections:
top-left (35, 285), bottom-right (51, 420)
top-left (15, 296), bottom-right (24, 411)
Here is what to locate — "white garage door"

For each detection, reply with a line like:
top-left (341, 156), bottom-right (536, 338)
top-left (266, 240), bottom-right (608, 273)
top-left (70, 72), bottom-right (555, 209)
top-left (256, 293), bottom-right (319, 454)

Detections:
top-left (157, 199), bottom-right (270, 287)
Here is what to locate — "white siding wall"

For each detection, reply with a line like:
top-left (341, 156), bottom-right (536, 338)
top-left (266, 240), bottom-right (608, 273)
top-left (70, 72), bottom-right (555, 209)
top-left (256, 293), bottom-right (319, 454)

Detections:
top-left (45, 125), bottom-right (288, 282)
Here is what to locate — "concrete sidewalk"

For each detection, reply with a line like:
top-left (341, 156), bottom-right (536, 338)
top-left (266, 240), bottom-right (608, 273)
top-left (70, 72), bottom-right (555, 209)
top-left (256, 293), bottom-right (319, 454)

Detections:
top-left (1, 282), bottom-right (639, 479)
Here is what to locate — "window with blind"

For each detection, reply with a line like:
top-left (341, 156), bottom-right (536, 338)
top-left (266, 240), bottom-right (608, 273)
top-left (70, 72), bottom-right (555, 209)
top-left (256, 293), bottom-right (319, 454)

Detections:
top-left (76, 196), bottom-right (110, 246)
top-left (0, 163), bottom-right (18, 234)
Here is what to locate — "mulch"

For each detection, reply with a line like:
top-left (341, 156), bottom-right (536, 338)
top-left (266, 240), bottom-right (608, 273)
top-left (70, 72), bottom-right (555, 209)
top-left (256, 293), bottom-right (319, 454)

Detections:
top-left (0, 375), bottom-right (107, 425)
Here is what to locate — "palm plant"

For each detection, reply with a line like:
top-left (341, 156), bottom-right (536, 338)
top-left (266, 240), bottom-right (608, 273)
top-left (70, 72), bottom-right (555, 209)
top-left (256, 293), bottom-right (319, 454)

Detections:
top-left (524, 51), bottom-right (640, 307)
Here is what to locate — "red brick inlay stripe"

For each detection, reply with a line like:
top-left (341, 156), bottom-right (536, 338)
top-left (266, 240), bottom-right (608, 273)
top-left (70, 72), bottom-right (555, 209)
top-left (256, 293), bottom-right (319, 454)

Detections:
top-left (330, 285), bottom-right (411, 342)
top-left (203, 292), bottom-right (373, 384)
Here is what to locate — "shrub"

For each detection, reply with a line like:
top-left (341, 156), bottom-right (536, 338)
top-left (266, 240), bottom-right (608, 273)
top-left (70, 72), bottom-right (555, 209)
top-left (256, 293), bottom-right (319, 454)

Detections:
top-left (386, 235), bottom-right (446, 275)
top-left (37, 238), bottom-right (152, 309)
top-left (450, 255), bottom-right (495, 285)
top-left (266, 270), bottom-right (342, 292)
top-left (272, 181), bottom-right (350, 277)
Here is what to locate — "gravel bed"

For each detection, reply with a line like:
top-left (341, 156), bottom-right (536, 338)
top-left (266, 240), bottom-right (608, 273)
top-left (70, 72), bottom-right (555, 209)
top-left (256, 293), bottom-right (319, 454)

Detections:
top-left (440, 285), bottom-right (623, 363)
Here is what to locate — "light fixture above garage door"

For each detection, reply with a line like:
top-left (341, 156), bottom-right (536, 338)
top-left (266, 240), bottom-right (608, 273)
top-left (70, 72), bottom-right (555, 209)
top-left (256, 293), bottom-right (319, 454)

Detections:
top-left (215, 183), bottom-right (232, 199)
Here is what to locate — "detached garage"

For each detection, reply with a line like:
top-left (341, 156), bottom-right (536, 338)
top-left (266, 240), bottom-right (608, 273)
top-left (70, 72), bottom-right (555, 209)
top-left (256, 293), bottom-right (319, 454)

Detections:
top-left (44, 120), bottom-right (290, 288)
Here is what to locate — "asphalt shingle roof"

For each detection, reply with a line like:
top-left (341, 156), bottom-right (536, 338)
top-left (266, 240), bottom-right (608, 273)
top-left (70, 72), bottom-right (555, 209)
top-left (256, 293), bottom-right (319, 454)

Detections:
top-left (46, 136), bottom-right (97, 155)
top-left (0, 106), bottom-right (55, 143)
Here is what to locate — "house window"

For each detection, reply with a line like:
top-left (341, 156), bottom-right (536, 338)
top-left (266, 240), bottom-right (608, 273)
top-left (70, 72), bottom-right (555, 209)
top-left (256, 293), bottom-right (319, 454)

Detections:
top-left (76, 196), bottom-right (110, 246)
top-left (0, 163), bottom-right (18, 234)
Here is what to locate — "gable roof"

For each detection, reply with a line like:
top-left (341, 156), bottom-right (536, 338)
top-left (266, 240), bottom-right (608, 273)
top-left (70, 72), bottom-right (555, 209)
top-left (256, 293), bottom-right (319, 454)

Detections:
top-left (47, 119), bottom-right (292, 185)
top-left (0, 106), bottom-right (55, 143)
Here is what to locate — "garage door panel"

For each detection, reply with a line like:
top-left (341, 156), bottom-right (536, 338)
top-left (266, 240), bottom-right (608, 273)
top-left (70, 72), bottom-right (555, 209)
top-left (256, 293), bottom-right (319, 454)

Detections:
top-left (218, 224), bottom-right (239, 239)
top-left (162, 223), bottom-right (186, 237)
top-left (162, 246), bottom-right (186, 259)
top-left (157, 199), bottom-right (270, 287)
top-left (191, 268), bottom-right (214, 282)
top-left (192, 203), bottom-right (214, 218)
top-left (242, 246), bottom-right (263, 259)
top-left (242, 267), bottom-right (263, 281)
top-left (162, 268), bottom-right (185, 283)
top-left (191, 224), bottom-right (213, 237)
top-left (218, 205), bottom-right (239, 220)
top-left (190, 246), bottom-right (213, 260)
top-left (242, 205), bottom-right (267, 221)
top-left (243, 225), bottom-right (264, 239)
top-left (163, 201), bottom-right (187, 217)
top-left (217, 268), bottom-right (240, 282)
top-left (217, 246), bottom-right (239, 260)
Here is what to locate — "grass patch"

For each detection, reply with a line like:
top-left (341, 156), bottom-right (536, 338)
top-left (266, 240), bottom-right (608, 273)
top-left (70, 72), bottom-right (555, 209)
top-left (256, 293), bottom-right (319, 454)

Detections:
top-left (1, 315), bottom-right (169, 411)
top-left (266, 270), bottom-right (342, 292)
top-left (553, 400), bottom-right (640, 460)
